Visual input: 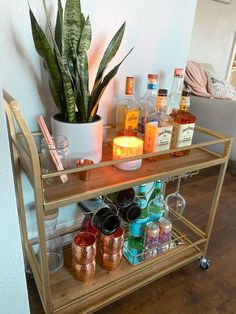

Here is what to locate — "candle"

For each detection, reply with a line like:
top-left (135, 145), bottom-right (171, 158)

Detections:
top-left (113, 136), bottom-right (143, 171)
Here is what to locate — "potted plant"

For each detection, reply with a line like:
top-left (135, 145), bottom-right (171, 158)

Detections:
top-left (29, 0), bottom-right (132, 162)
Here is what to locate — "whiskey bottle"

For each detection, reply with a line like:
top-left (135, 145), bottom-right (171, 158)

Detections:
top-left (167, 68), bottom-right (184, 115)
top-left (144, 89), bottom-right (174, 156)
top-left (138, 74), bottom-right (158, 135)
top-left (170, 90), bottom-right (196, 157)
top-left (116, 77), bottom-right (140, 136)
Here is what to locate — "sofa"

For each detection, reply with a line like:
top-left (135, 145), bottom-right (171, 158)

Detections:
top-left (188, 63), bottom-right (236, 170)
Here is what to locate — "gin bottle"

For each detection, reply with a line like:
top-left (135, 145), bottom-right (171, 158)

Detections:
top-left (167, 68), bottom-right (184, 114)
top-left (116, 77), bottom-right (140, 136)
top-left (138, 74), bottom-right (158, 135)
top-left (170, 89), bottom-right (196, 156)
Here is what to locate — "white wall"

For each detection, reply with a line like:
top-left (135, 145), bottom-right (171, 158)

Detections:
top-left (0, 0), bottom-right (197, 311)
top-left (0, 84), bottom-right (29, 313)
top-left (189, 0), bottom-right (236, 79)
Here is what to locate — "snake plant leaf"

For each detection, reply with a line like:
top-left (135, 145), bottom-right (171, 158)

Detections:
top-left (64, 0), bottom-right (83, 59)
top-left (29, 9), bottom-right (64, 113)
top-left (78, 16), bottom-right (92, 54)
top-left (94, 22), bottom-right (126, 85)
top-left (55, 0), bottom-right (63, 53)
top-left (89, 47), bottom-right (133, 121)
top-left (53, 43), bottom-right (77, 122)
top-left (76, 52), bottom-right (89, 121)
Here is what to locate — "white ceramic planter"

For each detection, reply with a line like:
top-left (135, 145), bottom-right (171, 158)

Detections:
top-left (51, 115), bottom-right (103, 163)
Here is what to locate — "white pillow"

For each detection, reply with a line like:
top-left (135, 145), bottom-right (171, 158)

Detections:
top-left (206, 70), bottom-right (236, 100)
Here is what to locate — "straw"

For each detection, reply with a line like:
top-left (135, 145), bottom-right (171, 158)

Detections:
top-left (37, 115), bottom-right (68, 183)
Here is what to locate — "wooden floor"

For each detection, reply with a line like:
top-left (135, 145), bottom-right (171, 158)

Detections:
top-left (27, 167), bottom-right (236, 314)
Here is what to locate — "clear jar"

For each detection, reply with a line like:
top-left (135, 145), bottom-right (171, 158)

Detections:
top-left (38, 209), bottom-right (64, 273)
top-left (40, 135), bottom-right (71, 184)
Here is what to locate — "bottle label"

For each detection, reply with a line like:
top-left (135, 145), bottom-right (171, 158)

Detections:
top-left (147, 83), bottom-right (157, 90)
top-left (144, 123), bottom-right (173, 152)
top-left (125, 110), bottom-right (139, 131)
top-left (144, 122), bottom-right (158, 153)
top-left (157, 125), bottom-right (173, 151)
top-left (171, 122), bottom-right (195, 148)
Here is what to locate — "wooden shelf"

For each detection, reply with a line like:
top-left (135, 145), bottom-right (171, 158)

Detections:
top-left (43, 147), bottom-right (225, 211)
top-left (50, 244), bottom-right (203, 314)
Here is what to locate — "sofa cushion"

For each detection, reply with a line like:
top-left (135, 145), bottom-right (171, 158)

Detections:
top-left (206, 70), bottom-right (236, 100)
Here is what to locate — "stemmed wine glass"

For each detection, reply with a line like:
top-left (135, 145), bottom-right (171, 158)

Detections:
top-left (165, 176), bottom-right (186, 215)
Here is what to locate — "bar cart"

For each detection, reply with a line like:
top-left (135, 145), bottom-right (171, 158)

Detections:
top-left (4, 91), bottom-right (233, 314)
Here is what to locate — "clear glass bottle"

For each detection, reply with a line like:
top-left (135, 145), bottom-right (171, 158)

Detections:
top-left (138, 74), bottom-right (158, 135)
top-left (116, 77), bottom-right (140, 136)
top-left (149, 180), bottom-right (164, 203)
top-left (148, 194), bottom-right (166, 223)
top-left (38, 209), bottom-right (64, 273)
top-left (167, 68), bottom-right (184, 115)
top-left (40, 135), bottom-right (71, 184)
top-left (170, 89), bottom-right (196, 157)
top-left (144, 89), bottom-right (174, 156)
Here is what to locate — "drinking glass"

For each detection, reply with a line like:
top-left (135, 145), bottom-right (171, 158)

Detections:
top-left (165, 177), bottom-right (186, 215)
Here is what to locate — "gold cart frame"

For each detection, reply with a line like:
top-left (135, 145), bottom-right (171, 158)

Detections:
top-left (4, 91), bottom-right (233, 314)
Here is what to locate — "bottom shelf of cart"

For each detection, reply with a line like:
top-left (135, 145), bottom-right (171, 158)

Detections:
top-left (50, 244), bottom-right (203, 314)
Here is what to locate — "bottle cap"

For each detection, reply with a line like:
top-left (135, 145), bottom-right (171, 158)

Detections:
top-left (174, 68), bottom-right (184, 77)
top-left (158, 89), bottom-right (168, 96)
top-left (125, 77), bottom-right (135, 95)
top-left (182, 89), bottom-right (191, 97)
top-left (148, 74), bottom-right (158, 80)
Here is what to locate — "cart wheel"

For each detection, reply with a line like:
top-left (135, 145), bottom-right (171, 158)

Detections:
top-left (199, 256), bottom-right (209, 270)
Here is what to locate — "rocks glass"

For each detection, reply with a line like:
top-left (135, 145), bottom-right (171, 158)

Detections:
top-left (72, 232), bottom-right (97, 282)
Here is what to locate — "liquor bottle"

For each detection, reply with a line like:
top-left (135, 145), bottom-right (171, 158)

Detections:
top-left (167, 68), bottom-right (184, 115)
top-left (149, 180), bottom-right (164, 203)
top-left (170, 89), bottom-right (196, 157)
top-left (78, 197), bottom-right (121, 235)
top-left (106, 188), bottom-right (141, 223)
top-left (138, 74), bottom-right (158, 135)
top-left (144, 89), bottom-right (174, 156)
top-left (116, 77), bottom-right (140, 136)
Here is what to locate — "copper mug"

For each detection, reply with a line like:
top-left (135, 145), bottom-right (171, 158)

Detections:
top-left (72, 232), bottom-right (96, 265)
top-left (72, 259), bottom-right (96, 282)
top-left (99, 250), bottom-right (123, 271)
top-left (100, 227), bottom-right (124, 255)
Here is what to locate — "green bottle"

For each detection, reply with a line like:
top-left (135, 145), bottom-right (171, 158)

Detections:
top-left (149, 180), bottom-right (164, 203)
top-left (136, 184), bottom-right (148, 217)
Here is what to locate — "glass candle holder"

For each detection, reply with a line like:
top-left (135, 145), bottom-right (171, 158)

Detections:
top-left (113, 136), bottom-right (143, 171)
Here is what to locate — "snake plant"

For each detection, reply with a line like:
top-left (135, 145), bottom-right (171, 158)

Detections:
top-left (29, 0), bottom-right (133, 123)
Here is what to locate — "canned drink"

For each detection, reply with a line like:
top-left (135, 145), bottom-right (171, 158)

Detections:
top-left (158, 217), bottom-right (172, 252)
top-left (144, 221), bottom-right (160, 251)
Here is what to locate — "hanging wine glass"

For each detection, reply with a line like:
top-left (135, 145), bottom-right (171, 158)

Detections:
top-left (165, 176), bottom-right (186, 215)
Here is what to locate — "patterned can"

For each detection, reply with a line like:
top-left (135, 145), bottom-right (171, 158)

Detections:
top-left (158, 217), bottom-right (172, 252)
top-left (144, 221), bottom-right (160, 250)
